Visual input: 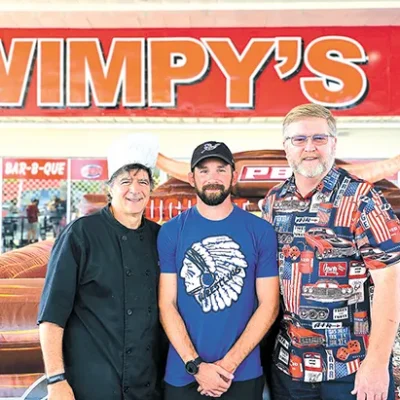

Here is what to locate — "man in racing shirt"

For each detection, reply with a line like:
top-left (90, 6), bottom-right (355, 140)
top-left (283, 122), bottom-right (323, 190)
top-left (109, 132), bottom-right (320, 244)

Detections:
top-left (262, 103), bottom-right (400, 400)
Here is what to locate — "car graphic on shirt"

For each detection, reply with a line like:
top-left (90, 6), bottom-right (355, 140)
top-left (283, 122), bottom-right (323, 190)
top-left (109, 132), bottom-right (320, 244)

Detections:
top-left (304, 227), bottom-right (357, 260)
top-left (274, 196), bottom-right (309, 213)
top-left (286, 323), bottom-right (325, 348)
top-left (302, 279), bottom-right (354, 302)
top-left (303, 352), bottom-right (323, 382)
top-left (360, 246), bottom-right (400, 269)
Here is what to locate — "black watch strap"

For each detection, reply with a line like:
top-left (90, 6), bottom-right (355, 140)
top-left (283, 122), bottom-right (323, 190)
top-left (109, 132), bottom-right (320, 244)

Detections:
top-left (185, 356), bottom-right (204, 375)
top-left (47, 373), bottom-right (66, 385)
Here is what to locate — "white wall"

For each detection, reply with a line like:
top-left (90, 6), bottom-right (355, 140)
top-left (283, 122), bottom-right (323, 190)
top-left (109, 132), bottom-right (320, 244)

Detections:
top-left (0, 123), bottom-right (397, 160)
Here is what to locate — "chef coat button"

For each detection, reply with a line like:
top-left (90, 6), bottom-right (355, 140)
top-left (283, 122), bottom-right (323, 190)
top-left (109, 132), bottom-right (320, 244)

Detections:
top-left (126, 269), bottom-right (132, 276)
top-left (121, 235), bottom-right (127, 241)
top-left (145, 382), bottom-right (150, 387)
top-left (127, 309), bottom-right (133, 316)
top-left (124, 386), bottom-right (129, 393)
top-left (145, 270), bottom-right (150, 276)
top-left (146, 345), bottom-right (151, 351)
top-left (148, 307), bottom-right (152, 313)
top-left (126, 348), bottom-right (132, 355)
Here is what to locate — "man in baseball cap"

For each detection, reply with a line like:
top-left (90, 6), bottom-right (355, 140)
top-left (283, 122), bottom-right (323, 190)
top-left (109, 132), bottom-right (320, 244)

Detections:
top-left (190, 141), bottom-right (235, 170)
top-left (158, 140), bottom-right (279, 399)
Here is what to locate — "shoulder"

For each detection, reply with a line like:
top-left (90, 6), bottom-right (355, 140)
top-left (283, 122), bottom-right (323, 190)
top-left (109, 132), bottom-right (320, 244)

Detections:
top-left (267, 181), bottom-right (287, 197)
top-left (234, 207), bottom-right (275, 233)
top-left (59, 209), bottom-right (105, 241)
top-left (335, 167), bottom-right (374, 194)
top-left (161, 208), bottom-right (193, 231)
top-left (145, 219), bottom-right (161, 235)
top-left (336, 166), bottom-right (372, 185)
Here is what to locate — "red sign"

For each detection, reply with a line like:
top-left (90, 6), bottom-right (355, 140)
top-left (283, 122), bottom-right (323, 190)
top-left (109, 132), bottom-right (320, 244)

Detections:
top-left (0, 27), bottom-right (399, 117)
top-left (318, 262), bottom-right (348, 277)
top-left (238, 166), bottom-right (291, 182)
top-left (3, 158), bottom-right (67, 179)
top-left (71, 159), bottom-right (108, 180)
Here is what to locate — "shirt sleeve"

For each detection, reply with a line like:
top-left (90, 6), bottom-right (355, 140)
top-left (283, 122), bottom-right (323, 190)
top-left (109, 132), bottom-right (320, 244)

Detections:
top-left (256, 221), bottom-right (279, 278)
top-left (354, 186), bottom-right (400, 270)
top-left (157, 222), bottom-right (177, 274)
top-left (37, 224), bottom-right (85, 328)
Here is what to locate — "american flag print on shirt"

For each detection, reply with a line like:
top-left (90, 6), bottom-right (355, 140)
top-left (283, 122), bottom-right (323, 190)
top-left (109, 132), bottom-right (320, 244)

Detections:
top-left (364, 192), bottom-right (391, 244)
top-left (335, 358), bottom-right (361, 378)
top-left (282, 261), bottom-right (302, 315)
top-left (334, 182), bottom-right (370, 228)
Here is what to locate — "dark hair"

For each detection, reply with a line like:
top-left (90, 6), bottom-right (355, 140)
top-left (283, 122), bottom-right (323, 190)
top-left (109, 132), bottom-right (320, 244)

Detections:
top-left (106, 163), bottom-right (154, 202)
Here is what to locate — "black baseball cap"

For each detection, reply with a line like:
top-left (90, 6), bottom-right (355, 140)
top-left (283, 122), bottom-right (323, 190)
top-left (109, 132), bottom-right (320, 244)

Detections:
top-left (190, 141), bottom-right (235, 170)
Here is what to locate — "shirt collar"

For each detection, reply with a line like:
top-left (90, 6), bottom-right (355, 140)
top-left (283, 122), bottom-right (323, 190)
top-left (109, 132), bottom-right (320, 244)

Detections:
top-left (101, 204), bottom-right (146, 235)
top-left (280, 164), bottom-right (341, 198)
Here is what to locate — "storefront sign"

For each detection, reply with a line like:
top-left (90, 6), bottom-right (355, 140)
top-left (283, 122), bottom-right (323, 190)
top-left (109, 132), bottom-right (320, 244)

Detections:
top-left (0, 27), bottom-right (399, 117)
top-left (71, 159), bottom-right (108, 180)
top-left (2, 158), bottom-right (67, 179)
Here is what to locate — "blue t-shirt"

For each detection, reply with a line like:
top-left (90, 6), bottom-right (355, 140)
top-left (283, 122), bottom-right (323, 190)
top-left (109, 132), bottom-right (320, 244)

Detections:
top-left (157, 205), bottom-right (278, 386)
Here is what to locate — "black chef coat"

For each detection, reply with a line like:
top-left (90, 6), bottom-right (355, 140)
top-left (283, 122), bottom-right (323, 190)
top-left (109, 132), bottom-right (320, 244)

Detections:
top-left (38, 206), bottom-right (166, 399)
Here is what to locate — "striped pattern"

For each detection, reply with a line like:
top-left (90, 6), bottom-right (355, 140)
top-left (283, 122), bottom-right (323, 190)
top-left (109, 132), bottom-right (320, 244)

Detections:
top-left (282, 262), bottom-right (302, 314)
top-left (335, 182), bottom-right (370, 228)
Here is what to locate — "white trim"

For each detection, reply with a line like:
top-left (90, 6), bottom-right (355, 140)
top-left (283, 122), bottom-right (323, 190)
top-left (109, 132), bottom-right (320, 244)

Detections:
top-left (0, 121), bottom-right (398, 130)
top-left (0, 1), bottom-right (399, 12)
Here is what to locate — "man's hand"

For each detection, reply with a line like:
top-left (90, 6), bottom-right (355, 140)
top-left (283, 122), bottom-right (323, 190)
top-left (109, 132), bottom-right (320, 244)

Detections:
top-left (195, 362), bottom-right (234, 397)
top-left (215, 358), bottom-right (237, 375)
top-left (351, 358), bottom-right (389, 400)
top-left (198, 358), bottom-right (236, 397)
top-left (47, 380), bottom-right (75, 400)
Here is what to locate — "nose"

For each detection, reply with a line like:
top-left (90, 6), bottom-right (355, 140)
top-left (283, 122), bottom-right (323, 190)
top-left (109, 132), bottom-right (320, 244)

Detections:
top-left (128, 181), bottom-right (141, 192)
top-left (206, 170), bottom-right (220, 181)
top-left (303, 137), bottom-right (317, 151)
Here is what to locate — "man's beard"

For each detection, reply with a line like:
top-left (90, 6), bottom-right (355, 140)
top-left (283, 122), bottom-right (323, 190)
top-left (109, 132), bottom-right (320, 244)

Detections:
top-left (195, 182), bottom-right (233, 206)
top-left (287, 152), bottom-right (335, 178)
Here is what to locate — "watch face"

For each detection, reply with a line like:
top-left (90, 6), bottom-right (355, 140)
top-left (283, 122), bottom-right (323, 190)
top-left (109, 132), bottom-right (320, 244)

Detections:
top-left (186, 361), bottom-right (198, 375)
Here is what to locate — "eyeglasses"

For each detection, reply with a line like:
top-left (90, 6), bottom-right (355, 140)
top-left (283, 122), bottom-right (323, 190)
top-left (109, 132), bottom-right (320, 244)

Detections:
top-left (284, 133), bottom-right (334, 147)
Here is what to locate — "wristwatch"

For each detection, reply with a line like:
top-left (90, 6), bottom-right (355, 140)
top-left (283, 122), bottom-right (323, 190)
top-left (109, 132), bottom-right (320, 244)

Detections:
top-left (185, 356), bottom-right (204, 375)
top-left (47, 373), bottom-right (66, 385)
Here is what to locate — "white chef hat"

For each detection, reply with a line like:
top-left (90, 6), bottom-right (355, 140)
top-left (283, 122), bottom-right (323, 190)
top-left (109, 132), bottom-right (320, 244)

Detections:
top-left (107, 133), bottom-right (159, 179)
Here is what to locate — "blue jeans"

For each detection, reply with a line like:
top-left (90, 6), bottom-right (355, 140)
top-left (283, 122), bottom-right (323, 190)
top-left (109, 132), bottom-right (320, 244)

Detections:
top-left (270, 364), bottom-right (396, 400)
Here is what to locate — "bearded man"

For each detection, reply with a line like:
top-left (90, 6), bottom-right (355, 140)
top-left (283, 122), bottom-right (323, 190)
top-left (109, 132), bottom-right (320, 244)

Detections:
top-left (262, 104), bottom-right (400, 400)
top-left (158, 140), bottom-right (279, 399)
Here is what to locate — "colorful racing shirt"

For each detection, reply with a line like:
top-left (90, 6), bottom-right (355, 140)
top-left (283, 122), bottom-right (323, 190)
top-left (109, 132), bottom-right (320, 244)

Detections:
top-left (262, 165), bottom-right (400, 382)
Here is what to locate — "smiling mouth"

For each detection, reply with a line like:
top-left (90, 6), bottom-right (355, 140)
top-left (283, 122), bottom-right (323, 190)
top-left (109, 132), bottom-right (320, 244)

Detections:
top-left (126, 197), bottom-right (143, 202)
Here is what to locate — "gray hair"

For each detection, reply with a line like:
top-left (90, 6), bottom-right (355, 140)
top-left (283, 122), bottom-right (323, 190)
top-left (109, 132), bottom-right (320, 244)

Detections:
top-left (283, 103), bottom-right (337, 138)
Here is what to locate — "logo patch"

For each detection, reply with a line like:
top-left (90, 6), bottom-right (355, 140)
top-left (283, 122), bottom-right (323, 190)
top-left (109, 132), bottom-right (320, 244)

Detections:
top-left (312, 322), bottom-right (343, 330)
top-left (80, 164), bottom-right (103, 179)
top-left (294, 225), bottom-right (306, 237)
top-left (295, 216), bottom-right (319, 224)
top-left (318, 262), bottom-right (347, 277)
top-left (333, 307), bottom-right (349, 320)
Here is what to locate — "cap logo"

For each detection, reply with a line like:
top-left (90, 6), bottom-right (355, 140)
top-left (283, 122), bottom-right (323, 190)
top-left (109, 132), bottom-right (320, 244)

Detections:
top-left (201, 143), bottom-right (221, 153)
